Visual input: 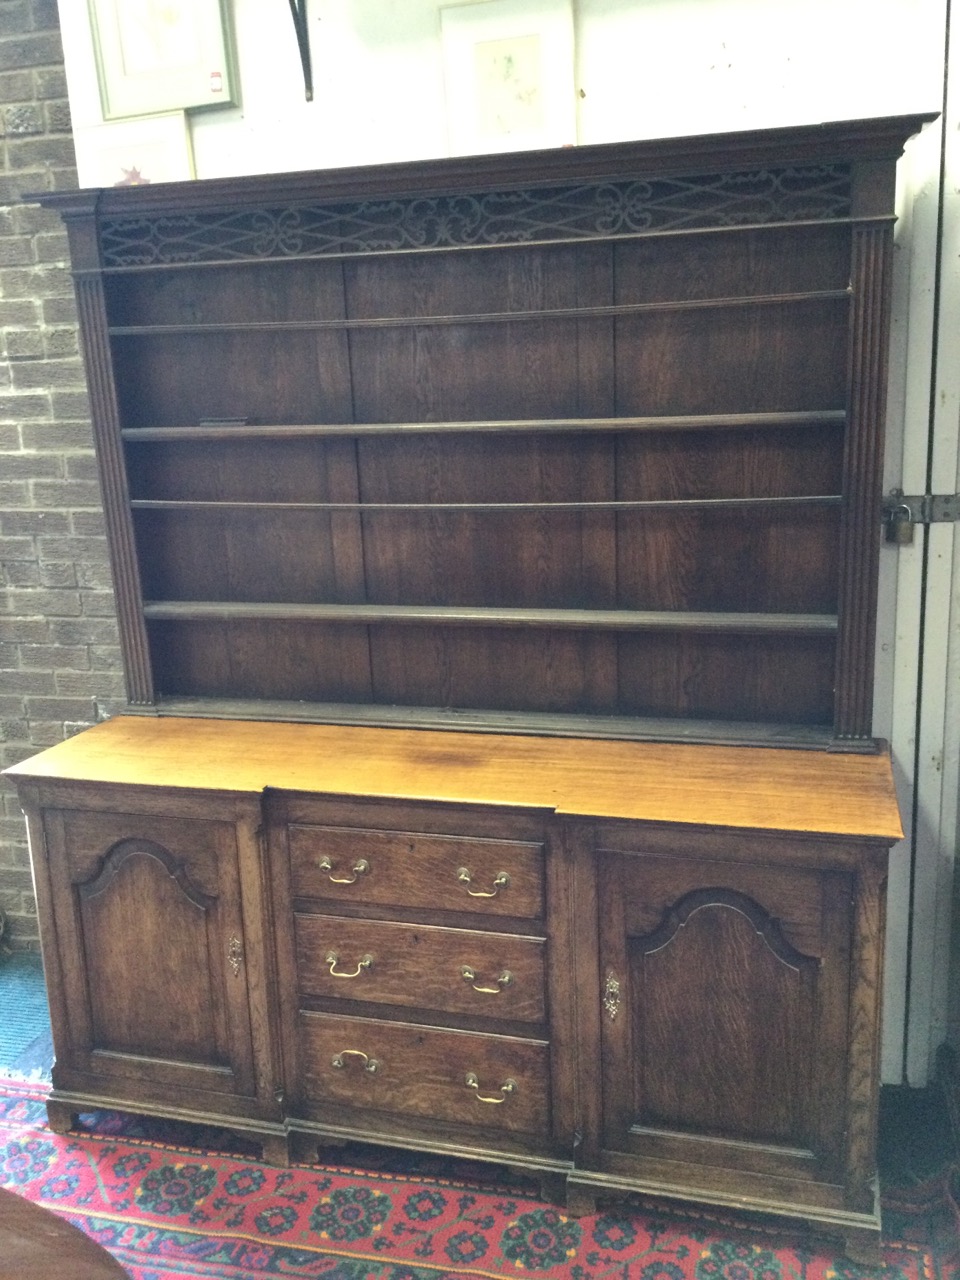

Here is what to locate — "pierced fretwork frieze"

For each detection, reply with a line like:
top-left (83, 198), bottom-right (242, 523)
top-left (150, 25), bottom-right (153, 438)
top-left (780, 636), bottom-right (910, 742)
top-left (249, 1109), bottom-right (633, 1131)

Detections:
top-left (98, 165), bottom-right (851, 267)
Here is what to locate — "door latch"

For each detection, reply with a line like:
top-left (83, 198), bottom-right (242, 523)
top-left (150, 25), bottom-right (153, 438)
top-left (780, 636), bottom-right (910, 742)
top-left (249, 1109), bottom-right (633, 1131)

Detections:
top-left (883, 490), bottom-right (960, 545)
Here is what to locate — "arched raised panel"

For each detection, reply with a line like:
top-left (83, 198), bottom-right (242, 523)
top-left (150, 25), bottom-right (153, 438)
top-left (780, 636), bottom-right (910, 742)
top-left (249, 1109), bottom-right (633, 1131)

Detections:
top-left (78, 838), bottom-right (223, 1064)
top-left (631, 890), bottom-right (818, 1146)
top-left (78, 836), bottom-right (215, 910)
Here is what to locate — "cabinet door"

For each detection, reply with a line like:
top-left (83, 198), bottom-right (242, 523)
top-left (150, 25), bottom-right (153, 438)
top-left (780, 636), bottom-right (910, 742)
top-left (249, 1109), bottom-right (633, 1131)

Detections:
top-left (43, 806), bottom-right (258, 1103)
top-left (595, 837), bottom-right (856, 1197)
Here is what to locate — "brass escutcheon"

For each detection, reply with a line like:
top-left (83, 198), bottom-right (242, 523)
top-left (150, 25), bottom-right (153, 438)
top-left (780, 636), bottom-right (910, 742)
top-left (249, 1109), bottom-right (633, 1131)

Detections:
top-left (227, 935), bottom-right (243, 977)
top-left (603, 971), bottom-right (621, 1020)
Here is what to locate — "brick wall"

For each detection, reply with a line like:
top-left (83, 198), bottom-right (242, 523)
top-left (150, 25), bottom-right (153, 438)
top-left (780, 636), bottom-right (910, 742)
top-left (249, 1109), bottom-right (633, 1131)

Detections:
top-left (0, 0), bottom-right (124, 950)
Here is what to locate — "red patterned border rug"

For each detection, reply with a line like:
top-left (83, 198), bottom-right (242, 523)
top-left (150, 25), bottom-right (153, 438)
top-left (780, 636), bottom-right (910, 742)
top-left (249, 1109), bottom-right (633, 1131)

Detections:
top-left (0, 1079), bottom-right (955, 1280)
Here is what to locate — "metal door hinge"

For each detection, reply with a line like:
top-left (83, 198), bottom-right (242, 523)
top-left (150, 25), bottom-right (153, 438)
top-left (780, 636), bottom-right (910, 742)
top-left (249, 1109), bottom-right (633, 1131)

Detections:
top-left (883, 490), bottom-right (960, 545)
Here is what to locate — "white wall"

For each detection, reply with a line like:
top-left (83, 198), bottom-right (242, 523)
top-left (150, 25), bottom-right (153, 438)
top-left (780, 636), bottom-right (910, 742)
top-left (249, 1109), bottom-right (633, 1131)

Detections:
top-left (56, 0), bottom-right (956, 1085)
top-left (60, 0), bottom-right (943, 179)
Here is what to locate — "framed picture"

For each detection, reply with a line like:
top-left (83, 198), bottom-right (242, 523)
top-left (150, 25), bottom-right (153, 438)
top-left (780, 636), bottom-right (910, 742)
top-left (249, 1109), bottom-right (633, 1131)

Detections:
top-left (440, 0), bottom-right (576, 155)
top-left (87, 0), bottom-right (238, 119)
top-left (72, 113), bottom-right (196, 188)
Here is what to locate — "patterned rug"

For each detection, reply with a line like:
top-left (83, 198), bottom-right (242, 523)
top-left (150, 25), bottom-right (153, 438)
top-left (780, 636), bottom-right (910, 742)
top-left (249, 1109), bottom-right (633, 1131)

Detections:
top-left (1, 1078), bottom-right (956, 1280)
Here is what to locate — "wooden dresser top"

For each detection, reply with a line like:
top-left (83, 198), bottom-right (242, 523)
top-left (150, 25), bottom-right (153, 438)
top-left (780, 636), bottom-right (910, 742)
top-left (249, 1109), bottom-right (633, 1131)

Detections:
top-left (5, 715), bottom-right (903, 841)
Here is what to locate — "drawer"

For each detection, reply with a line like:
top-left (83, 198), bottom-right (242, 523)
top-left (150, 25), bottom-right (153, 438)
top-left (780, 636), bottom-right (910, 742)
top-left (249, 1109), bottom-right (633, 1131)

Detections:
top-left (288, 825), bottom-right (544, 918)
top-left (298, 1011), bottom-right (550, 1136)
top-left (296, 914), bottom-right (546, 1022)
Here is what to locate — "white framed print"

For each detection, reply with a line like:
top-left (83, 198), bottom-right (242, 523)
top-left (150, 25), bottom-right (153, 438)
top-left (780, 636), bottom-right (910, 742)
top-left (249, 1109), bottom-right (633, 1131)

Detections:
top-left (440, 0), bottom-right (576, 155)
top-left (87, 0), bottom-right (238, 119)
top-left (71, 113), bottom-right (195, 188)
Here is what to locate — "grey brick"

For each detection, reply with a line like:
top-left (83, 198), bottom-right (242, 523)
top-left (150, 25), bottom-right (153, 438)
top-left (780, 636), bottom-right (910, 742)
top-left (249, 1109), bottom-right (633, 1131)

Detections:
top-left (29, 0), bottom-right (63, 34)
top-left (0, 510), bottom-right (69, 536)
top-left (0, 235), bottom-right (34, 266)
top-left (2, 103), bottom-right (43, 135)
top-left (0, 69), bottom-right (33, 104)
top-left (31, 478), bottom-right (103, 507)
top-left (3, 561), bottom-right (39, 586)
top-left (63, 452), bottom-right (99, 480)
top-left (0, 452), bottom-right (61, 478)
top-left (49, 617), bottom-right (119, 645)
top-left (0, 32), bottom-right (63, 71)
top-left (43, 97), bottom-right (71, 132)
top-left (0, 299), bottom-right (39, 325)
top-left (7, 134), bottom-right (77, 171)
top-left (20, 421), bottom-right (93, 450)
top-left (32, 65), bottom-right (67, 99)
top-left (0, 390), bottom-right (50, 419)
top-left (11, 355), bottom-right (86, 389)
top-left (19, 643), bottom-right (89, 670)
top-left (80, 589), bottom-right (116, 616)
top-left (16, 719), bottom-right (66, 746)
top-left (25, 696), bottom-right (97, 720)
top-left (47, 167), bottom-right (79, 193)
top-left (0, 480), bottom-right (30, 505)
top-left (0, 643), bottom-right (19, 670)
top-left (49, 390), bottom-right (92, 418)
top-left (2, 263), bottom-right (72, 299)
top-left (0, 3), bottom-right (31, 38)
top-left (0, 617), bottom-right (47, 642)
top-left (0, 172), bottom-right (49, 203)
top-left (0, 820), bottom-right (30, 848)
top-left (10, 202), bottom-right (61, 234)
top-left (89, 644), bottom-right (122, 670)
top-left (42, 326), bottom-right (78, 357)
top-left (41, 296), bottom-right (80, 325)
top-left (0, 844), bottom-right (30, 872)
top-left (34, 230), bottom-right (69, 264)
top-left (0, 669), bottom-right (55, 694)
top-left (2, 325), bottom-right (43, 355)
top-left (0, 425), bottom-right (19, 449)
top-left (0, 537), bottom-right (34, 560)
top-left (55, 670), bottom-right (125, 698)
top-left (38, 561), bottom-right (76, 587)
top-left (3, 587), bottom-right (82, 617)
top-left (77, 559), bottom-right (114, 589)
top-left (69, 511), bottom-right (106, 537)
top-left (37, 535), bottom-right (108, 562)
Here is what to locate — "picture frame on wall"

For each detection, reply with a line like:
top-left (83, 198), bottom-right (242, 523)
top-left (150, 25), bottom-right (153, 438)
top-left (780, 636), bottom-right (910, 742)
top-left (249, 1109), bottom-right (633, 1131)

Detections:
top-left (440, 0), bottom-right (576, 155)
top-left (87, 0), bottom-right (238, 120)
top-left (71, 113), bottom-right (195, 188)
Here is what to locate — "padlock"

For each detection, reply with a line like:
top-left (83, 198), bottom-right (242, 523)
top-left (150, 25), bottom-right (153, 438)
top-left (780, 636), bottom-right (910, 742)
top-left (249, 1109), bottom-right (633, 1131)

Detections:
top-left (884, 503), bottom-right (914, 545)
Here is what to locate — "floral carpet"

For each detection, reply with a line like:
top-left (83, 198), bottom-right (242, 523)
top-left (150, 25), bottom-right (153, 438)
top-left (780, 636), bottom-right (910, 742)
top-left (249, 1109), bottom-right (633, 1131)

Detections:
top-left (0, 1078), bottom-right (956, 1280)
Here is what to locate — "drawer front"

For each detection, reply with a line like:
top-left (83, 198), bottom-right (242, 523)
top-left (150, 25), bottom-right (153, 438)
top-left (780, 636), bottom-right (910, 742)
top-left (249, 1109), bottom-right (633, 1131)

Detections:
top-left (299, 1012), bottom-right (550, 1136)
top-left (296, 914), bottom-right (546, 1021)
top-left (288, 825), bottom-right (544, 918)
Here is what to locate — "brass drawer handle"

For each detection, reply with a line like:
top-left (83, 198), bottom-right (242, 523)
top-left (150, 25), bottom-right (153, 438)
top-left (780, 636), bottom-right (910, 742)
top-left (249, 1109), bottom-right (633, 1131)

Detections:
top-left (456, 867), bottom-right (510, 898)
top-left (465, 1071), bottom-right (517, 1104)
top-left (325, 950), bottom-right (373, 978)
top-left (460, 964), bottom-right (512, 994)
top-left (318, 855), bottom-right (369, 885)
top-left (331, 1049), bottom-right (380, 1073)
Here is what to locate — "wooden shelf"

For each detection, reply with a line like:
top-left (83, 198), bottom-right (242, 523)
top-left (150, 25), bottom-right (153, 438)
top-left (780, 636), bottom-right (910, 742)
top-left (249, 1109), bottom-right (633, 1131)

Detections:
top-left (120, 411), bottom-right (848, 442)
top-left (141, 600), bottom-right (839, 635)
top-left (106, 288), bottom-right (851, 338)
top-left (129, 494), bottom-right (842, 513)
